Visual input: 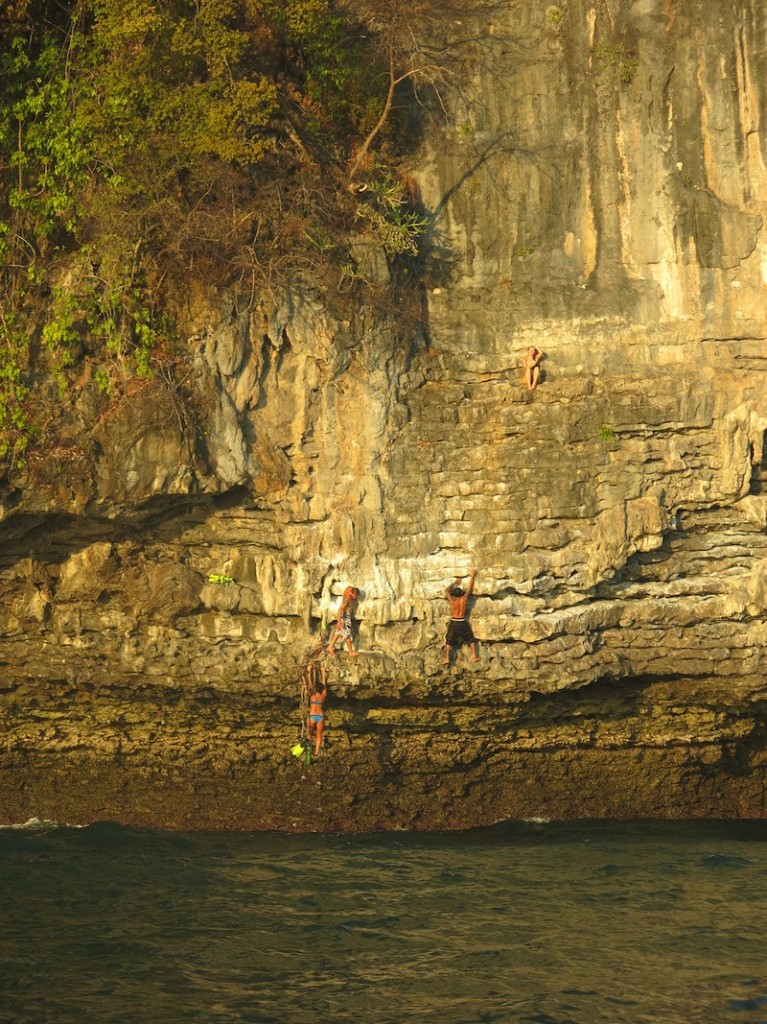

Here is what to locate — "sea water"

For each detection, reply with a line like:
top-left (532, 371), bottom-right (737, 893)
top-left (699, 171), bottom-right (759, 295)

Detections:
top-left (1, 819), bottom-right (766, 1024)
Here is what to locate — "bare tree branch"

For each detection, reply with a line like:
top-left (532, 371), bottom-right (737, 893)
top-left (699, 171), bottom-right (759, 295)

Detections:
top-left (342, 0), bottom-right (458, 180)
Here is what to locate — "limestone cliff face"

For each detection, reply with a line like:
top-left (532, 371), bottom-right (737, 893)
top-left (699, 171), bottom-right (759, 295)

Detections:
top-left (2, 0), bottom-right (767, 830)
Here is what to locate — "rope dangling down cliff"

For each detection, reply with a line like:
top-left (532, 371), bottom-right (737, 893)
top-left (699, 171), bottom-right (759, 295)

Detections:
top-left (292, 584), bottom-right (361, 763)
top-left (292, 636), bottom-right (327, 764)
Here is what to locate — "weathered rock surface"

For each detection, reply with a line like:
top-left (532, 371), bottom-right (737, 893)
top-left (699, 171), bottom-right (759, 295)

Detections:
top-left (2, 0), bottom-right (767, 829)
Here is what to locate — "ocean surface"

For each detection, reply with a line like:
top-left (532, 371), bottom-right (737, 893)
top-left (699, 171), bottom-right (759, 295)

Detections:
top-left (2, 818), bottom-right (766, 1024)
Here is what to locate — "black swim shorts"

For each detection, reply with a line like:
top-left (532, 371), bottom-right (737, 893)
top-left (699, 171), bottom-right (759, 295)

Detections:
top-left (446, 618), bottom-right (476, 646)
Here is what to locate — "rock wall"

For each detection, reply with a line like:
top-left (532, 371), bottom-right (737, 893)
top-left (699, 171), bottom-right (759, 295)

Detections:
top-left (2, 0), bottom-right (767, 829)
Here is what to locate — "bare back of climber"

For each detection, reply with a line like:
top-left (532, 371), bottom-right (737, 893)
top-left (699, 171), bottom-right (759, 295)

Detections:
top-left (443, 569), bottom-right (480, 666)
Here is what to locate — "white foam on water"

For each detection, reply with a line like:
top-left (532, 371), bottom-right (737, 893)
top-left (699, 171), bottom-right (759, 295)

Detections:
top-left (0, 817), bottom-right (82, 831)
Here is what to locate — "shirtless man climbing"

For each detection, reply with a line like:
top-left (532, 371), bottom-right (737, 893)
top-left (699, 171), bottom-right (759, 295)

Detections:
top-left (443, 569), bottom-right (480, 666)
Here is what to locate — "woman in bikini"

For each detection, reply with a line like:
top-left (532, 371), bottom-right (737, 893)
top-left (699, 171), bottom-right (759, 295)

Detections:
top-left (305, 662), bottom-right (328, 756)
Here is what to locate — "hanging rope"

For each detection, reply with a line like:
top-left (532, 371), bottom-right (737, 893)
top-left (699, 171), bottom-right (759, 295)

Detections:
top-left (292, 631), bottom-right (327, 762)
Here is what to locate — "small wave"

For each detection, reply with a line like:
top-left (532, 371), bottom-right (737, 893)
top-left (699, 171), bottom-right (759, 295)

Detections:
top-left (0, 817), bottom-right (82, 832)
top-left (700, 853), bottom-right (756, 868)
top-left (729, 994), bottom-right (767, 1011)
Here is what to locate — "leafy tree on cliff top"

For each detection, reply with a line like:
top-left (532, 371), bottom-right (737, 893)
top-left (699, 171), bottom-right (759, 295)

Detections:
top-left (0, 0), bottom-right (457, 470)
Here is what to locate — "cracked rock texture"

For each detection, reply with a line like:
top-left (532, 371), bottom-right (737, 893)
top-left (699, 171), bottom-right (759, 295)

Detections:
top-left (2, 0), bottom-right (767, 830)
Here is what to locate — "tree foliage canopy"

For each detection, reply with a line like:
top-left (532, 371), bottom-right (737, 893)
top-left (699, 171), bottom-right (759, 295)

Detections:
top-left (0, 0), bottom-right (451, 468)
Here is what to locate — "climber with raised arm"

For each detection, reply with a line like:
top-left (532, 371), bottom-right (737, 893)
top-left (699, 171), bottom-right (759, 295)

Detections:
top-left (443, 569), bottom-right (480, 666)
top-left (305, 660), bottom-right (328, 757)
top-left (327, 585), bottom-right (360, 657)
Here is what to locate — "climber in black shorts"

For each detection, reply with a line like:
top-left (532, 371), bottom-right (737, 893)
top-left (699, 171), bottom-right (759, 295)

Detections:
top-left (443, 569), bottom-right (480, 665)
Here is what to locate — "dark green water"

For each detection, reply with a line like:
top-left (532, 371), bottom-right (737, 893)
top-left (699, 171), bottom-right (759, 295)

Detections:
top-left (2, 819), bottom-right (766, 1024)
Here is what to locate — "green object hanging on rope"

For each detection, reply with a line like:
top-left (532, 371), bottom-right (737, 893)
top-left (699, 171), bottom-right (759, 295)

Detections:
top-left (291, 740), bottom-right (312, 765)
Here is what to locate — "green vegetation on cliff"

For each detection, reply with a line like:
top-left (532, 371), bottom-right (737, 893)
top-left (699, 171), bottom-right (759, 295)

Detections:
top-left (0, 0), bottom-right (448, 468)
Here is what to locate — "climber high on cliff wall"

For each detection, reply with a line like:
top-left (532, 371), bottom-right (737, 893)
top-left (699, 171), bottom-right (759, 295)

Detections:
top-left (522, 346), bottom-right (542, 392)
